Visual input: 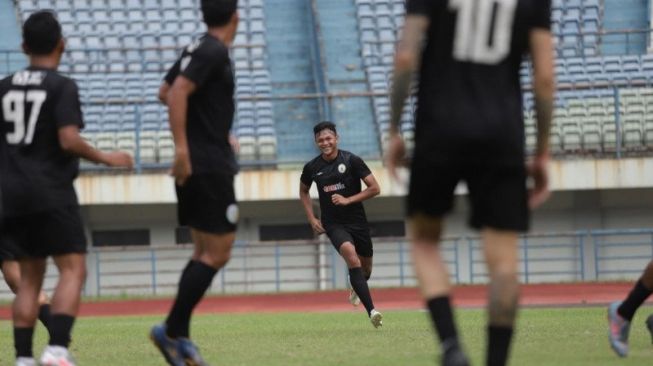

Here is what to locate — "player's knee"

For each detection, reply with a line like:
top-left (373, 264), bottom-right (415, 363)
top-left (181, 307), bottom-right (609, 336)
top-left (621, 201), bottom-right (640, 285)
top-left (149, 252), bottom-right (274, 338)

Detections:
top-left (339, 244), bottom-right (360, 267)
top-left (200, 251), bottom-right (230, 269)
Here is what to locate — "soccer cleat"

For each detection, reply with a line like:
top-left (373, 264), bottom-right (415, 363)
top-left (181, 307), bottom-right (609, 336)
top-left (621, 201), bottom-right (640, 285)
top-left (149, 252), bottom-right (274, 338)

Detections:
top-left (441, 340), bottom-right (470, 366)
top-left (349, 289), bottom-right (361, 306)
top-left (150, 324), bottom-right (185, 366)
top-left (39, 345), bottom-right (76, 366)
top-left (646, 314), bottom-right (653, 344)
top-left (15, 357), bottom-right (36, 366)
top-left (370, 309), bottom-right (383, 328)
top-left (178, 338), bottom-right (210, 366)
top-left (608, 301), bottom-right (630, 357)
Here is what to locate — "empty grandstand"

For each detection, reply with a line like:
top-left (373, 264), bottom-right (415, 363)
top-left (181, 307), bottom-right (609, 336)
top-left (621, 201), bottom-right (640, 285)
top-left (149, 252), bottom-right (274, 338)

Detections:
top-left (1, 0), bottom-right (653, 299)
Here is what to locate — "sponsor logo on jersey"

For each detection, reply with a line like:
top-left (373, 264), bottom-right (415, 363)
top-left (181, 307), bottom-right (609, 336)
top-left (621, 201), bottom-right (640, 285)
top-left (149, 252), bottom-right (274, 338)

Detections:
top-left (323, 183), bottom-right (345, 193)
top-left (338, 164), bottom-right (346, 173)
top-left (316, 171), bottom-right (324, 176)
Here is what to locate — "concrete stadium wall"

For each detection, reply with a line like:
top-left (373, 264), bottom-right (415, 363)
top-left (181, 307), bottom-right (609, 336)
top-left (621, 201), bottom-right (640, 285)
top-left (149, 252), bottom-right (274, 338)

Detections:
top-left (2, 187), bottom-right (653, 299)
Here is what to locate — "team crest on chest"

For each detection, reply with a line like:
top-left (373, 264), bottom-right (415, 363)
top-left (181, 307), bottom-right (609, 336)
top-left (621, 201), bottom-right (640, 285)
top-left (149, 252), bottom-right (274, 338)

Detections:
top-left (338, 164), bottom-right (346, 174)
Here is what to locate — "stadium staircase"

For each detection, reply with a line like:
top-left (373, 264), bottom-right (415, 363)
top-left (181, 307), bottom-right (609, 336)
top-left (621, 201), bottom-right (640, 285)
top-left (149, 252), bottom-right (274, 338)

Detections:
top-left (264, 0), bottom-right (322, 163)
top-left (602, 0), bottom-right (649, 55)
top-left (313, 0), bottom-right (381, 159)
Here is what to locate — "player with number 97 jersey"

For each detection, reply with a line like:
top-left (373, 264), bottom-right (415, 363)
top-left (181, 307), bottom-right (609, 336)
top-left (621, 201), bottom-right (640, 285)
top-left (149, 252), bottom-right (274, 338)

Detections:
top-left (0, 68), bottom-right (84, 216)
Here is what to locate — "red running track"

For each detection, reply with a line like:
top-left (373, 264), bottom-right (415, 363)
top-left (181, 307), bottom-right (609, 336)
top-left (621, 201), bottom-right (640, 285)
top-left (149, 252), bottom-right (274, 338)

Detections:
top-left (0, 282), bottom-right (649, 319)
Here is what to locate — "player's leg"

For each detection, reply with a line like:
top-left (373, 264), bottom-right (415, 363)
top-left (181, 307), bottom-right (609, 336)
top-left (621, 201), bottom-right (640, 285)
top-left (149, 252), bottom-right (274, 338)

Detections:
top-left (406, 158), bottom-right (468, 365)
top-left (410, 215), bottom-right (468, 365)
top-left (608, 259), bottom-right (653, 357)
top-left (348, 255), bottom-right (373, 307)
top-left (12, 258), bottom-right (46, 362)
top-left (38, 253), bottom-right (86, 365)
top-left (481, 229), bottom-right (519, 366)
top-left (339, 242), bottom-right (378, 317)
top-left (1, 260), bottom-right (50, 328)
top-left (165, 229), bottom-right (234, 340)
top-left (161, 229), bottom-right (233, 365)
top-left (466, 163), bottom-right (528, 366)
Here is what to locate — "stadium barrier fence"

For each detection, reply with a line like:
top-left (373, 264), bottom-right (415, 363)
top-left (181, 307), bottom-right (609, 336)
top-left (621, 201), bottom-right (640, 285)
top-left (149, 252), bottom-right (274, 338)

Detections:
top-left (2, 229), bottom-right (653, 299)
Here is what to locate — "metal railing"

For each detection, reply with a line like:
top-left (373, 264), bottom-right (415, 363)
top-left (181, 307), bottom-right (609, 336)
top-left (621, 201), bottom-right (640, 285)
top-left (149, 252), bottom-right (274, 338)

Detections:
top-left (2, 229), bottom-right (652, 299)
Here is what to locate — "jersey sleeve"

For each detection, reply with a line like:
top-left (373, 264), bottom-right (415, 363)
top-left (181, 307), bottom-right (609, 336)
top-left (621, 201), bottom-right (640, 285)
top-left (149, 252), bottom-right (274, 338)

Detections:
top-left (300, 162), bottom-right (313, 187)
top-left (406, 0), bottom-right (431, 16)
top-left (531, 0), bottom-right (552, 30)
top-left (164, 59), bottom-right (181, 85)
top-left (180, 42), bottom-right (226, 88)
top-left (350, 155), bottom-right (372, 180)
top-left (54, 79), bottom-right (84, 129)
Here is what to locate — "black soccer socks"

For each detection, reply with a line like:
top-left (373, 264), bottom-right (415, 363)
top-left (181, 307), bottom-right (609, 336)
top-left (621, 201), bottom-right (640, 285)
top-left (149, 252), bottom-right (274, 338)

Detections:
top-left (166, 260), bottom-right (218, 338)
top-left (48, 314), bottom-right (75, 347)
top-left (14, 327), bottom-right (34, 357)
top-left (349, 267), bottom-right (375, 316)
top-left (618, 280), bottom-right (653, 321)
top-left (38, 303), bottom-right (51, 329)
top-left (487, 325), bottom-right (513, 366)
top-left (426, 296), bottom-right (459, 344)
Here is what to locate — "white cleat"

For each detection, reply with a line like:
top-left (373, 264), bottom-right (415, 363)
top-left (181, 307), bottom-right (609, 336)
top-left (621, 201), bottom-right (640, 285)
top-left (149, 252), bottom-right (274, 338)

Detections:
top-left (39, 345), bottom-right (76, 366)
top-left (15, 357), bottom-right (36, 366)
top-left (349, 289), bottom-right (361, 306)
top-left (370, 309), bottom-right (383, 328)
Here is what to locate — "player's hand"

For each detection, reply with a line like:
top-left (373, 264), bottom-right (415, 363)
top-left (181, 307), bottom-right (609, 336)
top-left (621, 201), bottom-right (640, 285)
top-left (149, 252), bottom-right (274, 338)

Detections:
top-left (331, 194), bottom-right (351, 206)
top-left (310, 217), bottom-right (325, 234)
top-left (385, 132), bottom-right (406, 182)
top-left (171, 149), bottom-right (193, 186)
top-left (102, 151), bottom-right (134, 169)
top-left (528, 153), bottom-right (550, 209)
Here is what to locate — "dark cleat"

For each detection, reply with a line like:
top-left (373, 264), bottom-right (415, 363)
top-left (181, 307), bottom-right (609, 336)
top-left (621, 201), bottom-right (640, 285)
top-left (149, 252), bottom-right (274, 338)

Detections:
top-left (441, 340), bottom-right (470, 366)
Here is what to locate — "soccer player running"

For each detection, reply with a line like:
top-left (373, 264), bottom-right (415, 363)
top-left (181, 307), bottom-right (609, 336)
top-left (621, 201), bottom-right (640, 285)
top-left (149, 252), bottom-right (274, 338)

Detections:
top-left (608, 260), bottom-right (653, 356)
top-left (0, 11), bottom-right (133, 366)
top-left (386, 1), bottom-right (554, 365)
top-left (149, 1), bottom-right (240, 365)
top-left (300, 122), bottom-right (383, 328)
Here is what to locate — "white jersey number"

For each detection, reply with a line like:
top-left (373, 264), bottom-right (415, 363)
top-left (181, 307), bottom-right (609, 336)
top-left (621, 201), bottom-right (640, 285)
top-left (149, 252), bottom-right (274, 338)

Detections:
top-left (2, 90), bottom-right (47, 145)
top-left (450, 0), bottom-right (517, 64)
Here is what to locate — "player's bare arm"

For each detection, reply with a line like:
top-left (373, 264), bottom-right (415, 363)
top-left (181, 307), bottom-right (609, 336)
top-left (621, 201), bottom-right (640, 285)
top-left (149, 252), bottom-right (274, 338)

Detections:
top-left (167, 75), bottom-right (197, 185)
top-left (58, 125), bottom-right (133, 168)
top-left (529, 28), bottom-right (555, 209)
top-left (332, 174), bottom-right (380, 206)
top-left (299, 181), bottom-right (324, 234)
top-left (158, 81), bottom-right (170, 105)
top-left (386, 15), bottom-right (430, 178)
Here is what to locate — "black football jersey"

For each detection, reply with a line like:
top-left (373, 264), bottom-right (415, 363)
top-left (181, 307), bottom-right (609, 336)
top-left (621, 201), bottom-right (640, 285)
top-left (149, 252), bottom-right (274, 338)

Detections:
top-left (0, 66), bottom-right (84, 216)
top-left (407, 0), bottom-right (551, 165)
top-left (165, 34), bottom-right (238, 175)
top-left (300, 150), bottom-right (373, 225)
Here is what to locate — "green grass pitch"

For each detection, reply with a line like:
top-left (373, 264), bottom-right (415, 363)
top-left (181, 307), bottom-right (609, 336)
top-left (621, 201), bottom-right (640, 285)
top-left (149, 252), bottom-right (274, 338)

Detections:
top-left (1, 307), bottom-right (652, 365)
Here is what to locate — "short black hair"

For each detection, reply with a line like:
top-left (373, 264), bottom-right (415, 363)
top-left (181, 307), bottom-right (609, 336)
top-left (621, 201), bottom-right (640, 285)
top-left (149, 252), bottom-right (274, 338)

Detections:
top-left (313, 121), bottom-right (337, 137)
top-left (201, 0), bottom-right (238, 27)
top-left (23, 11), bottom-right (62, 55)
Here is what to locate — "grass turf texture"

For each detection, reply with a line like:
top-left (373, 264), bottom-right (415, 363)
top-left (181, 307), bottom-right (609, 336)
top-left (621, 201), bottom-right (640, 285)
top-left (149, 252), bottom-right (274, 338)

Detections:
top-left (1, 307), bottom-right (652, 365)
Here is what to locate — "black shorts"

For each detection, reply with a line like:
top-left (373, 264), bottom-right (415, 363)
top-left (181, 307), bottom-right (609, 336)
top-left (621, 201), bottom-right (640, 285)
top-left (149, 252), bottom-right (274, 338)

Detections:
top-left (0, 206), bottom-right (87, 259)
top-left (176, 173), bottom-right (238, 234)
top-left (325, 223), bottom-right (373, 257)
top-left (407, 158), bottom-right (529, 232)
